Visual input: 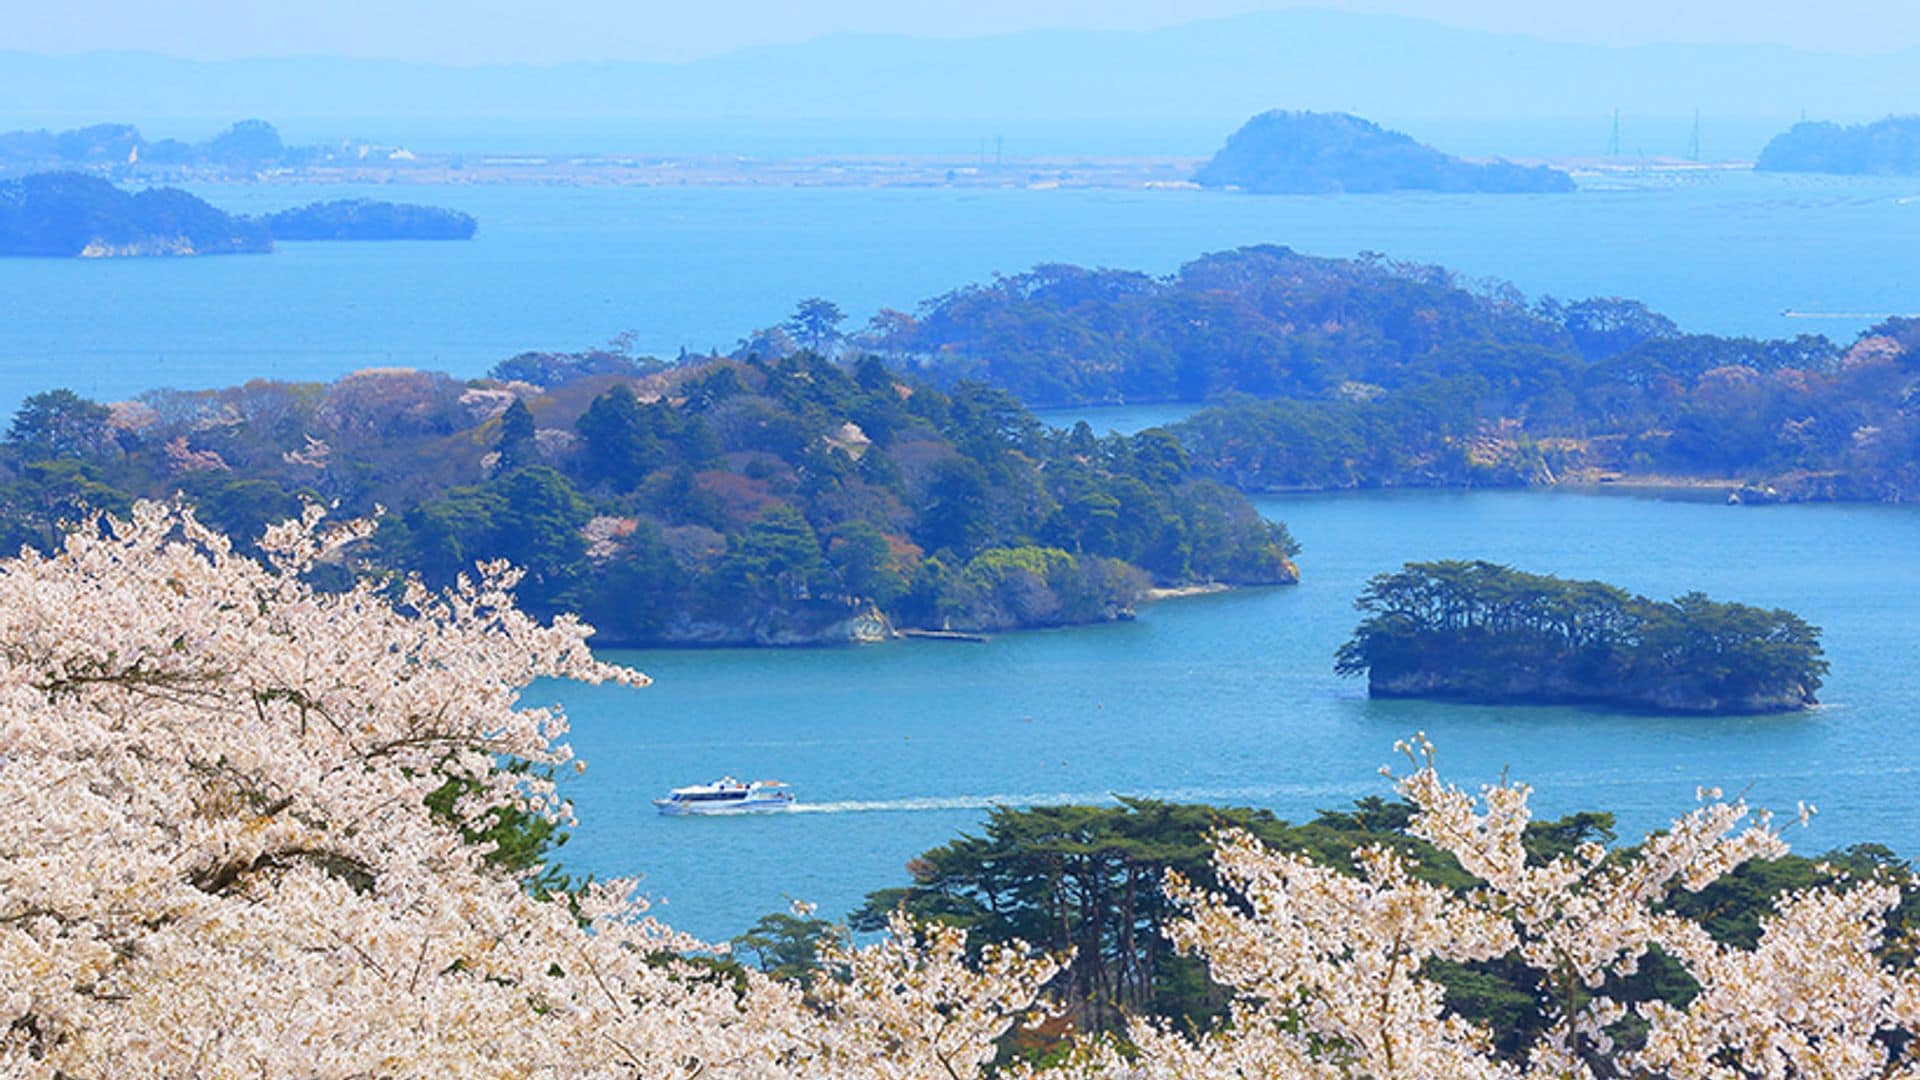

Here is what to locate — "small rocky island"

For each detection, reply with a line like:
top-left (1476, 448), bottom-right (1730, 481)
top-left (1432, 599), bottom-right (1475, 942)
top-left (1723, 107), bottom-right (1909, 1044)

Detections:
top-left (257, 198), bottom-right (477, 240)
top-left (1335, 560), bottom-right (1825, 714)
top-left (0, 172), bottom-right (476, 256)
top-left (1756, 116), bottom-right (1920, 175)
top-left (1195, 111), bottom-right (1575, 195)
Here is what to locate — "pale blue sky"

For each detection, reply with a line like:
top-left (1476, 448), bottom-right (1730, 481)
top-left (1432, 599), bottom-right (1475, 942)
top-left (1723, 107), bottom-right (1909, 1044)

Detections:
top-left (8, 0), bottom-right (1917, 64)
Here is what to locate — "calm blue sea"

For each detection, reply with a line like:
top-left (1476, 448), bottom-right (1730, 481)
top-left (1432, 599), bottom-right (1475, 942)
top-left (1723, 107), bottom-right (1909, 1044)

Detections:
top-left (560, 488), bottom-right (1920, 941)
top-left (1, 170), bottom-right (1916, 412)
top-left (4, 172), bottom-right (1918, 942)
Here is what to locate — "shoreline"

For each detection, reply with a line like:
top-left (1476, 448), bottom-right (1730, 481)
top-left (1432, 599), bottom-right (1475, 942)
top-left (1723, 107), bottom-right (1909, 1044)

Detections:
top-left (591, 582), bottom-right (1255, 653)
top-left (1237, 479), bottom-right (1740, 498)
top-left (96, 155), bottom-right (1211, 192)
top-left (8, 153), bottom-right (1764, 192)
top-left (1554, 474), bottom-right (1744, 499)
top-left (1142, 582), bottom-right (1233, 603)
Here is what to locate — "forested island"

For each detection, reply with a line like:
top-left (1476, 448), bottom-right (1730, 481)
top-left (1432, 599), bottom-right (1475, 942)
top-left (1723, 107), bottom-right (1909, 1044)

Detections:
top-left (862, 246), bottom-right (1580, 404)
top-left (1756, 116), bottom-right (1920, 175)
top-left (1332, 561), bottom-right (1825, 713)
top-left (0, 172), bottom-right (271, 256)
top-left (0, 349), bottom-right (1296, 645)
top-left (853, 245), bottom-right (1920, 501)
top-left (1193, 111), bottom-right (1575, 195)
top-left (257, 198), bottom-right (477, 240)
top-left (0, 172), bottom-right (476, 255)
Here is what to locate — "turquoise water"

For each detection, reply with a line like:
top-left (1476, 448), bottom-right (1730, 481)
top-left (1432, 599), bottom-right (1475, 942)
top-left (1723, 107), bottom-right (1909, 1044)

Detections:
top-left (2, 170), bottom-right (1917, 410)
top-left (551, 489), bottom-right (1920, 942)
top-left (1031, 402), bottom-right (1199, 434)
top-left (6, 171), bottom-right (1919, 942)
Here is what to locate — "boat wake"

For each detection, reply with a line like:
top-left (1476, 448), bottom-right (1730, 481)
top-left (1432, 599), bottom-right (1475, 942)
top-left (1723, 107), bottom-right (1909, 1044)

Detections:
top-left (789, 782), bottom-right (1368, 815)
top-left (791, 793), bottom-right (1092, 814)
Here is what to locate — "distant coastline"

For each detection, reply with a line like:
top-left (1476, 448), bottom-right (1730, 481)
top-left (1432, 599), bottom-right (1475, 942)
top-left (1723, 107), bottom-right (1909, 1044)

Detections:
top-left (0, 118), bottom-right (1755, 191)
top-left (11, 154), bottom-right (1749, 191)
top-left (0, 172), bottom-right (475, 257)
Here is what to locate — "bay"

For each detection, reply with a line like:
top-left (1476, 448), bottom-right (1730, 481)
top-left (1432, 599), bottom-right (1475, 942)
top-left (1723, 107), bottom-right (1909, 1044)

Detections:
top-left (6, 168), bottom-right (1918, 944)
top-left (552, 489), bottom-right (1920, 942)
top-left (1, 170), bottom-right (1916, 411)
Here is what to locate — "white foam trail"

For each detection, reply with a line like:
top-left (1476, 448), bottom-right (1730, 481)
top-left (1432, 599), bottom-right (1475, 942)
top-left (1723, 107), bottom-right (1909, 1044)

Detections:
top-left (789, 783), bottom-right (1368, 815)
top-left (791, 793), bottom-right (1100, 814)
top-left (783, 759), bottom-right (1920, 815)
top-left (1783, 310), bottom-right (1911, 319)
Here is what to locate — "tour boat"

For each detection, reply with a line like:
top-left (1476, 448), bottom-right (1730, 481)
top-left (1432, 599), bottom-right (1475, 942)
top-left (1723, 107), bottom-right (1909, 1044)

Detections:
top-left (653, 776), bottom-right (795, 816)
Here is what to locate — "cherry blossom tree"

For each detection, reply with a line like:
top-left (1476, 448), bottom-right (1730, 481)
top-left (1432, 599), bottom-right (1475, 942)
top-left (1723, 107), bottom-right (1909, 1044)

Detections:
top-left (1040, 736), bottom-right (1920, 1079)
top-left (0, 502), bottom-right (1055, 1076)
top-left (3, 503), bottom-right (1915, 1077)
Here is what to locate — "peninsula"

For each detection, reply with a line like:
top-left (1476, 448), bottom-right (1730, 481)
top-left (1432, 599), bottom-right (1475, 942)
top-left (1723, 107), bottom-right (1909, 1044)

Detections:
top-left (1193, 111), bottom-right (1575, 194)
top-left (1334, 560), bottom-right (1825, 714)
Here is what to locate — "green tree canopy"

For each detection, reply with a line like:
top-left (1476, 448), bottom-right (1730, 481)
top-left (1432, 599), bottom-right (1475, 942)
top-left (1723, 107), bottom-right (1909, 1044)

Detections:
top-left (8, 389), bottom-right (111, 460)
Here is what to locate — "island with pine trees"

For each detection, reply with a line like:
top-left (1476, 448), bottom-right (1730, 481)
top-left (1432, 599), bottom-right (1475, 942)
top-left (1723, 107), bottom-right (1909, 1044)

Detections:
top-left (0, 341), bottom-right (1299, 646)
top-left (1334, 560), bottom-right (1825, 713)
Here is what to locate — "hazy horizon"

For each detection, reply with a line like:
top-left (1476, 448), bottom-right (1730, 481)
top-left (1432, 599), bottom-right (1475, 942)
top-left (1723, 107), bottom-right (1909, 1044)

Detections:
top-left (0, 6), bottom-right (1909, 164)
top-left (8, 1), bottom-right (1919, 65)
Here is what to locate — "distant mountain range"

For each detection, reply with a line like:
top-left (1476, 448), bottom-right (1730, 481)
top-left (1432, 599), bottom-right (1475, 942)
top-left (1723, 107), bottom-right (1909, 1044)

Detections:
top-left (0, 11), bottom-right (1908, 155)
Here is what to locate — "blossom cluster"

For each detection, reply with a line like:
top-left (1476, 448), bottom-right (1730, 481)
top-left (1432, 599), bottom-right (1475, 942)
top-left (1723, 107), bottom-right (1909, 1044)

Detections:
top-left (0, 503), bottom-right (1056, 1076)
top-left (1042, 735), bottom-right (1920, 1078)
top-left (2, 504), bottom-right (1913, 1077)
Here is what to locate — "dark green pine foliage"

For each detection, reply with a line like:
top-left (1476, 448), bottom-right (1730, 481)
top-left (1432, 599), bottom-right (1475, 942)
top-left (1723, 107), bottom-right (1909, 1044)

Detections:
top-left (1335, 560), bottom-right (1827, 713)
top-left (870, 246), bottom-right (1578, 405)
top-left (837, 798), bottom-right (1918, 1063)
top-left (575, 383), bottom-right (666, 487)
top-left (730, 912), bottom-right (838, 985)
top-left (861, 245), bottom-right (1920, 501)
top-left (0, 353), bottom-right (1299, 646)
top-left (7, 389), bottom-right (113, 459)
top-left (496, 398), bottom-right (536, 472)
top-left (784, 297), bottom-right (847, 354)
top-left (422, 763), bottom-right (574, 900)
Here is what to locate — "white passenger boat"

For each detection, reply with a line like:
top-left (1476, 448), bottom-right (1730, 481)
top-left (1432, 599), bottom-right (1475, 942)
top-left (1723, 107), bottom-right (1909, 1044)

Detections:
top-left (653, 776), bottom-right (795, 816)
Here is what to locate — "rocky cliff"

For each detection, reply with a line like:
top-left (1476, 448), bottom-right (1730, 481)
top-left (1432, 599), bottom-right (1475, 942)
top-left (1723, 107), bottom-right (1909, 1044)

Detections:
top-left (1369, 666), bottom-right (1817, 715)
